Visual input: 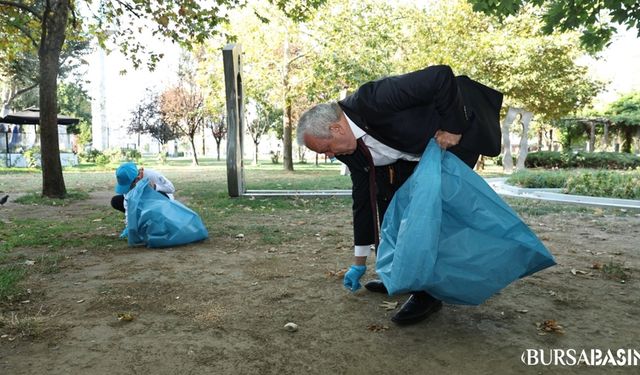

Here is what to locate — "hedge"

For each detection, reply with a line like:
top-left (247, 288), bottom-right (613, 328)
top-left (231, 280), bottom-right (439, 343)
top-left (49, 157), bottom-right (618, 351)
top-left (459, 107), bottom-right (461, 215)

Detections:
top-left (524, 151), bottom-right (640, 169)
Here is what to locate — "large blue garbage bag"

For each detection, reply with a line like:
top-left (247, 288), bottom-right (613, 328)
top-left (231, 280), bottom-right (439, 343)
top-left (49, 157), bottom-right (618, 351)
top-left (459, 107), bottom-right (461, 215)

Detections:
top-left (126, 178), bottom-right (208, 248)
top-left (376, 139), bottom-right (555, 305)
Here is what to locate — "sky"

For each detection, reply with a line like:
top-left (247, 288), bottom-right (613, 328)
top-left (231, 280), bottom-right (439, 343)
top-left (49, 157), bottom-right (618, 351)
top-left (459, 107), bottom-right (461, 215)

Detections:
top-left (581, 27), bottom-right (640, 110)
top-left (88, 22), bottom-right (640, 150)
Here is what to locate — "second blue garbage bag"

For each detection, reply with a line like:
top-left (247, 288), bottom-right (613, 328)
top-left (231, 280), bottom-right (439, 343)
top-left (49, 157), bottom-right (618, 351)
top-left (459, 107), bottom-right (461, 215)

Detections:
top-left (376, 139), bottom-right (555, 305)
top-left (126, 178), bottom-right (208, 248)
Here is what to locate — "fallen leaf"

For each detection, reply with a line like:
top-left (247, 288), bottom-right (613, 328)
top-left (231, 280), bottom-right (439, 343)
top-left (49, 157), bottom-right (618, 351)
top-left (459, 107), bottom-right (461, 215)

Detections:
top-left (379, 301), bottom-right (398, 311)
top-left (24, 260), bottom-right (35, 266)
top-left (76, 299), bottom-right (85, 303)
top-left (367, 324), bottom-right (389, 332)
top-left (235, 233), bottom-right (245, 239)
top-left (117, 313), bottom-right (135, 322)
top-left (326, 268), bottom-right (347, 278)
top-left (591, 263), bottom-right (602, 270)
top-left (537, 319), bottom-right (564, 334)
top-left (570, 268), bottom-right (588, 275)
top-left (515, 309), bottom-right (529, 314)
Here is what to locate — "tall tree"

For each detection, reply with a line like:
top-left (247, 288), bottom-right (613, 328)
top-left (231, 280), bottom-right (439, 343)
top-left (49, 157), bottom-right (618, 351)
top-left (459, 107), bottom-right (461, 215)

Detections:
top-left (246, 100), bottom-right (281, 165)
top-left (468, 0), bottom-right (640, 52)
top-left (207, 113), bottom-right (226, 161)
top-left (160, 53), bottom-right (206, 165)
top-left (0, 0), bottom-right (325, 198)
top-left (398, 0), bottom-right (603, 139)
top-left (605, 91), bottom-right (640, 153)
top-left (128, 89), bottom-right (177, 154)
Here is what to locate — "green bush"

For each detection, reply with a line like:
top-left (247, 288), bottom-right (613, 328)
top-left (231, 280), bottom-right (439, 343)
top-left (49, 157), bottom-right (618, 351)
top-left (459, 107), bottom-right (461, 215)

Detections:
top-left (104, 148), bottom-right (124, 164)
top-left (78, 149), bottom-right (103, 163)
top-left (507, 170), bottom-right (569, 189)
top-left (124, 148), bottom-right (141, 162)
top-left (565, 170), bottom-right (640, 199)
top-left (95, 153), bottom-right (110, 166)
top-left (524, 151), bottom-right (566, 168)
top-left (525, 151), bottom-right (640, 169)
top-left (493, 155), bottom-right (516, 167)
top-left (569, 152), bottom-right (640, 169)
top-left (23, 146), bottom-right (41, 168)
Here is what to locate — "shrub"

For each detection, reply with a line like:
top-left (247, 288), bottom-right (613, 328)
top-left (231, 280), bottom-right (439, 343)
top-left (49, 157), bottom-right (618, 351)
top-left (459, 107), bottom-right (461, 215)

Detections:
top-left (565, 170), bottom-right (640, 199)
top-left (507, 170), bottom-right (569, 189)
top-left (23, 146), bottom-right (41, 168)
top-left (95, 153), bottom-right (110, 166)
top-left (569, 152), bottom-right (640, 169)
top-left (124, 148), bottom-right (141, 163)
top-left (103, 148), bottom-right (124, 164)
top-left (525, 151), bottom-right (640, 169)
top-left (524, 151), bottom-right (566, 168)
top-left (78, 149), bottom-right (103, 163)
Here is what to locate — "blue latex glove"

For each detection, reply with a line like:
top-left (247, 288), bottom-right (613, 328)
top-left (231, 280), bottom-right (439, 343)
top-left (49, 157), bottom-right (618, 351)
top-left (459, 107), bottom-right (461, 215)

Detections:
top-left (119, 227), bottom-right (128, 239)
top-left (343, 265), bottom-right (366, 292)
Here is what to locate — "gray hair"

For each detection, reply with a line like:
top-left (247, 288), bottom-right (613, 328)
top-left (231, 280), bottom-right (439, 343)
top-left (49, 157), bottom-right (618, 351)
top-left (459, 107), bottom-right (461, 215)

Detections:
top-left (296, 102), bottom-right (342, 146)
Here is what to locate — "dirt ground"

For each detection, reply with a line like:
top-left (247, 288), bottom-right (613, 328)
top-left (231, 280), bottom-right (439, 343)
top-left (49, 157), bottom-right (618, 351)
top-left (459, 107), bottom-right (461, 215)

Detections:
top-left (1, 190), bottom-right (639, 374)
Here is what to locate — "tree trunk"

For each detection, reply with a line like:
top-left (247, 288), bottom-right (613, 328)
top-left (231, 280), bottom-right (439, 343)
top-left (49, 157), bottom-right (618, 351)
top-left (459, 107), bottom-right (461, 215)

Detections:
top-left (189, 137), bottom-right (199, 165)
top-left (281, 29), bottom-right (294, 171)
top-left (283, 104), bottom-right (293, 171)
top-left (622, 126), bottom-right (633, 153)
top-left (201, 125), bottom-right (206, 156)
top-left (216, 141), bottom-right (221, 161)
top-left (39, 0), bottom-right (70, 198)
top-left (537, 130), bottom-right (543, 151)
top-left (253, 141), bottom-right (259, 165)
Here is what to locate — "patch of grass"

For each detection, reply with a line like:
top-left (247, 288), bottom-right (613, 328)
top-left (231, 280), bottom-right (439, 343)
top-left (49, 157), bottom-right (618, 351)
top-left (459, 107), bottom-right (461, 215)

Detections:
top-left (0, 312), bottom-right (48, 339)
top-left (0, 265), bottom-right (26, 300)
top-left (505, 197), bottom-right (593, 216)
top-left (0, 211), bottom-right (124, 253)
top-left (249, 224), bottom-right (290, 245)
top-left (601, 262), bottom-right (630, 282)
top-left (34, 254), bottom-right (64, 274)
top-left (507, 169), bottom-right (571, 189)
top-left (14, 190), bottom-right (90, 206)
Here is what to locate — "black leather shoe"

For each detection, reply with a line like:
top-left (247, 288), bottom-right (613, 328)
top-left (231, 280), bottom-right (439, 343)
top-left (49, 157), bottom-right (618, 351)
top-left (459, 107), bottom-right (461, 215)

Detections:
top-left (391, 292), bottom-right (442, 325)
top-left (364, 279), bottom-right (388, 294)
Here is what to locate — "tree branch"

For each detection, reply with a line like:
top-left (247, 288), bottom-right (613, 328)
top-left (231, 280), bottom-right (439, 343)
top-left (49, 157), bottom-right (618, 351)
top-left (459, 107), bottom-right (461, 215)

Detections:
top-left (0, 0), bottom-right (42, 20)
top-left (6, 82), bottom-right (39, 107)
top-left (6, 20), bottom-right (40, 48)
top-left (114, 0), bottom-right (142, 19)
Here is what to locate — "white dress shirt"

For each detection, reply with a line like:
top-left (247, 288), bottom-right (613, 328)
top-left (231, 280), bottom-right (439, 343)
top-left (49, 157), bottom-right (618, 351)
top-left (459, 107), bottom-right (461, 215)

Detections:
top-left (345, 114), bottom-right (421, 257)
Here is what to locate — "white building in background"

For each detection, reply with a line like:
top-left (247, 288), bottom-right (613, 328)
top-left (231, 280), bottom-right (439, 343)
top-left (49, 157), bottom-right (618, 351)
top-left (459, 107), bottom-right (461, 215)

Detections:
top-left (90, 46), bottom-right (109, 151)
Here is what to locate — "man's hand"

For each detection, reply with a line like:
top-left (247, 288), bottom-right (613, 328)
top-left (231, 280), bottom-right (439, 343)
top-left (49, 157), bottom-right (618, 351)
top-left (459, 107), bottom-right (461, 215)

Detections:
top-left (343, 265), bottom-right (366, 292)
top-left (435, 130), bottom-right (462, 149)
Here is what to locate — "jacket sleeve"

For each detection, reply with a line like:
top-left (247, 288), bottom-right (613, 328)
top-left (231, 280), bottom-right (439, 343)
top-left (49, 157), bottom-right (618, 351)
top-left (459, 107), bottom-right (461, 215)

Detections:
top-left (355, 65), bottom-right (468, 134)
top-left (350, 167), bottom-right (376, 246)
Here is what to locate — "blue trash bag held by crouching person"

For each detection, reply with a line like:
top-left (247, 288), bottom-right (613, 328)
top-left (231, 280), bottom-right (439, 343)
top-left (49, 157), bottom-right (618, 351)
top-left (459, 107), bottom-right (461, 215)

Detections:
top-left (376, 139), bottom-right (556, 305)
top-left (126, 178), bottom-right (208, 248)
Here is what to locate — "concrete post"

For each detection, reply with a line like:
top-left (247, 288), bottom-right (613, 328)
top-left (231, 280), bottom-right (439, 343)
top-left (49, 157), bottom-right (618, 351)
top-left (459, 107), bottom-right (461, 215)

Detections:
top-left (516, 110), bottom-right (533, 170)
top-left (223, 44), bottom-right (245, 197)
top-left (501, 107), bottom-right (518, 173)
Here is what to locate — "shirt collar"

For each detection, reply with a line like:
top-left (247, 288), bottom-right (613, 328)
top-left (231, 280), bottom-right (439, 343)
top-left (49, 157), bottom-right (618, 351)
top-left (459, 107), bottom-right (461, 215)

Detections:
top-left (344, 113), bottom-right (366, 139)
